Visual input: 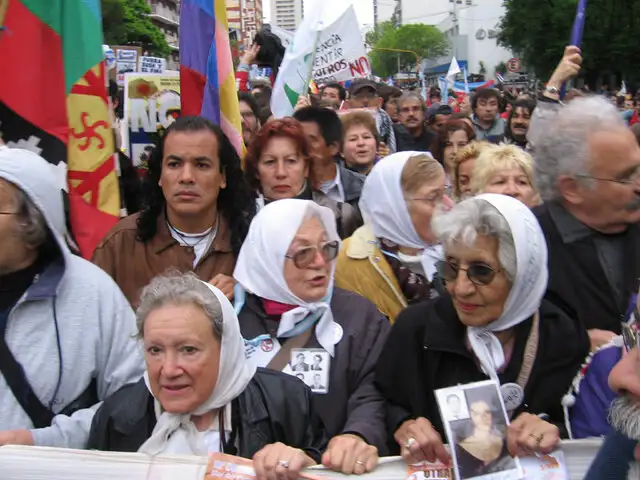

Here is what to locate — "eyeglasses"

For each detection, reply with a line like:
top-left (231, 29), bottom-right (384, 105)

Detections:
top-left (621, 322), bottom-right (640, 352)
top-left (406, 192), bottom-right (444, 206)
top-left (575, 170), bottom-right (640, 186)
top-left (240, 111), bottom-right (256, 119)
top-left (285, 240), bottom-right (339, 269)
top-left (436, 260), bottom-right (501, 286)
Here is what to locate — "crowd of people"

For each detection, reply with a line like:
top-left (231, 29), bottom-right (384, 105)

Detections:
top-left (1, 43), bottom-right (640, 479)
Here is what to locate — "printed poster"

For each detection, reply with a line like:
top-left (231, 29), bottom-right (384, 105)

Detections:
top-left (140, 56), bottom-right (167, 74)
top-left (122, 72), bottom-right (181, 166)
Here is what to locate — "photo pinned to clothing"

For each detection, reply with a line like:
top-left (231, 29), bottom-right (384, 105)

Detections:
top-left (290, 348), bottom-right (330, 394)
top-left (435, 380), bottom-right (522, 480)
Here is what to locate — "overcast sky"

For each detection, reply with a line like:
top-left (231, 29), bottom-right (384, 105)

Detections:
top-left (263, 0), bottom-right (375, 30)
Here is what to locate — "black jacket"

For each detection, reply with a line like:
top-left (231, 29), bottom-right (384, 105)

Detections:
top-left (393, 124), bottom-right (436, 153)
top-left (87, 369), bottom-right (328, 461)
top-left (375, 295), bottom-right (589, 453)
top-left (535, 203), bottom-right (640, 333)
top-left (238, 288), bottom-right (390, 453)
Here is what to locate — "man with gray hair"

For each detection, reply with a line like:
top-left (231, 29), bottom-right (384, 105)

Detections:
top-left (533, 95), bottom-right (640, 349)
top-left (0, 148), bottom-right (143, 448)
top-left (394, 92), bottom-right (436, 152)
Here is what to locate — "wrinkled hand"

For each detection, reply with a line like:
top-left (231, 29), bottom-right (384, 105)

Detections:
top-left (377, 142), bottom-right (390, 158)
top-left (241, 43), bottom-right (261, 66)
top-left (588, 328), bottom-right (617, 351)
top-left (321, 434), bottom-right (378, 475)
top-left (294, 95), bottom-right (311, 112)
top-left (395, 417), bottom-right (450, 465)
top-left (253, 442), bottom-right (316, 480)
top-left (0, 429), bottom-right (34, 446)
top-left (548, 45), bottom-right (582, 89)
top-left (506, 413), bottom-right (560, 458)
top-left (208, 274), bottom-right (235, 300)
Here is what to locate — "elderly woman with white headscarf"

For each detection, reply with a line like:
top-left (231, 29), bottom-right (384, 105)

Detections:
top-left (375, 194), bottom-right (589, 465)
top-left (88, 272), bottom-right (327, 480)
top-left (335, 151), bottom-right (453, 323)
top-left (234, 199), bottom-right (390, 475)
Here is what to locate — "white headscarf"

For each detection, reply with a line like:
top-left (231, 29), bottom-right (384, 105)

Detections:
top-left (233, 199), bottom-right (341, 356)
top-left (138, 282), bottom-right (257, 456)
top-left (359, 151), bottom-right (443, 281)
top-left (465, 194), bottom-right (548, 383)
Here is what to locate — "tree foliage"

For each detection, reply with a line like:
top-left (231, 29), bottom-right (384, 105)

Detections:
top-left (498, 0), bottom-right (640, 85)
top-left (102, 0), bottom-right (171, 58)
top-left (368, 23), bottom-right (449, 79)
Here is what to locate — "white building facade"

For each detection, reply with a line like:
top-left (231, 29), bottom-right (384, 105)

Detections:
top-left (399, 0), bottom-right (515, 83)
top-left (270, 0), bottom-right (303, 31)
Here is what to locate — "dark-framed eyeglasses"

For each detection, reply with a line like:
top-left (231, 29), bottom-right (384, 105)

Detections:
top-left (436, 260), bottom-right (501, 286)
top-left (285, 240), bottom-right (339, 269)
top-left (575, 170), bottom-right (640, 186)
top-left (621, 322), bottom-right (640, 352)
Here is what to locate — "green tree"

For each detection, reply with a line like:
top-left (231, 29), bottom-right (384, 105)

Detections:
top-left (102, 0), bottom-right (171, 58)
top-left (498, 0), bottom-right (640, 85)
top-left (369, 23), bottom-right (448, 78)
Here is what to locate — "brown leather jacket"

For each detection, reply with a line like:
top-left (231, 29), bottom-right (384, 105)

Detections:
top-left (92, 213), bottom-right (236, 308)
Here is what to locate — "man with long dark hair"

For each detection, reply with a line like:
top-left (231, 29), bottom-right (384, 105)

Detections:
top-left (92, 116), bottom-right (256, 307)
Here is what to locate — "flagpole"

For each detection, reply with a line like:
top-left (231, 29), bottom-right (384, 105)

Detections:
top-left (306, 21), bottom-right (323, 91)
top-left (560, 0), bottom-right (587, 99)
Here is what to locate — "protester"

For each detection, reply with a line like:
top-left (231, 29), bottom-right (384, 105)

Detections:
top-left (321, 82), bottom-right (346, 110)
top-left (450, 141), bottom-right (489, 202)
top-left (238, 92), bottom-right (261, 147)
top-left (234, 199), bottom-right (388, 474)
top-left (471, 89), bottom-right (505, 143)
top-left (504, 98), bottom-right (536, 149)
top-left (394, 92), bottom-right (435, 153)
top-left (428, 104), bottom-right (453, 130)
top-left (244, 117), bottom-right (362, 238)
top-left (293, 106), bottom-right (365, 235)
top-left (347, 79), bottom-right (396, 153)
top-left (470, 144), bottom-right (540, 208)
top-left (0, 148), bottom-right (144, 448)
top-left (88, 272), bottom-right (328, 477)
top-left (583, 325), bottom-right (640, 479)
top-left (376, 194), bottom-right (589, 462)
top-left (430, 119), bottom-right (476, 196)
top-left (335, 153), bottom-right (450, 322)
top-left (92, 116), bottom-right (255, 307)
top-left (532, 96), bottom-right (640, 347)
top-left (340, 111), bottom-right (380, 175)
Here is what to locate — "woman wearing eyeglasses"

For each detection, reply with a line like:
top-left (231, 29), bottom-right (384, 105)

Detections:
top-left (376, 194), bottom-right (589, 465)
top-left (335, 152), bottom-right (452, 323)
top-left (233, 199), bottom-right (390, 476)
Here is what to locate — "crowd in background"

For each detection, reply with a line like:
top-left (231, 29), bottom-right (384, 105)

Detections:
top-left (2, 42), bottom-right (640, 480)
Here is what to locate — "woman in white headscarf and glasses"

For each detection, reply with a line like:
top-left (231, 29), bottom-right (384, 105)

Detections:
top-left (375, 194), bottom-right (589, 465)
top-left (234, 199), bottom-right (390, 475)
top-left (335, 151), bottom-right (453, 323)
top-left (88, 271), bottom-right (328, 480)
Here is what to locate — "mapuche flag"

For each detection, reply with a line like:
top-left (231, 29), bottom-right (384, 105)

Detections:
top-left (0, 0), bottom-right (120, 258)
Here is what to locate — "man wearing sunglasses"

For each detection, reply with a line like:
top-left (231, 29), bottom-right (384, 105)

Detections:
top-left (533, 94), bottom-right (640, 350)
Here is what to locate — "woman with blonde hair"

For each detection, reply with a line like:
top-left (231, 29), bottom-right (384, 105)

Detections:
top-left (450, 141), bottom-right (490, 201)
top-left (335, 152), bottom-right (452, 322)
top-left (470, 144), bottom-right (540, 208)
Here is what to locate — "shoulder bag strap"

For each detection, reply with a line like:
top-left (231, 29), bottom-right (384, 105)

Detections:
top-left (0, 334), bottom-right (54, 428)
top-left (266, 329), bottom-right (313, 372)
top-left (516, 311), bottom-right (540, 391)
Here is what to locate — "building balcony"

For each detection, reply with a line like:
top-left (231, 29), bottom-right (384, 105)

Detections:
top-left (148, 5), bottom-right (179, 26)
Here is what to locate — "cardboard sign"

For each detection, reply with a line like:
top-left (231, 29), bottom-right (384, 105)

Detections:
top-left (139, 56), bottom-right (166, 74)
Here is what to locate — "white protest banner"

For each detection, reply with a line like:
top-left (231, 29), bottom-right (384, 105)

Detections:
top-left (269, 25), bottom-right (294, 49)
top-left (139, 56), bottom-right (166, 73)
top-left (113, 46), bottom-right (140, 86)
top-left (312, 6), bottom-right (369, 84)
top-left (270, 0), bottom-right (325, 118)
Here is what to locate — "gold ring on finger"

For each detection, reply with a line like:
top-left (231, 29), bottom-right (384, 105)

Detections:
top-left (355, 460), bottom-right (365, 466)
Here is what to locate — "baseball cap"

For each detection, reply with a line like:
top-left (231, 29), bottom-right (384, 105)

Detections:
top-left (350, 79), bottom-right (378, 96)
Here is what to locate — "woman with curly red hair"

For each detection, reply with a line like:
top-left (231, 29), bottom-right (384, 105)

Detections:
top-left (244, 118), bottom-right (362, 238)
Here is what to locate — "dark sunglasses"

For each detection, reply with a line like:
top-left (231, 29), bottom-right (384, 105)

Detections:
top-left (436, 260), bottom-right (500, 286)
top-left (621, 322), bottom-right (640, 352)
top-left (285, 241), bottom-right (339, 269)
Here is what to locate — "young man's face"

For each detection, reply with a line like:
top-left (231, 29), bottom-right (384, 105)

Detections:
top-left (476, 96), bottom-right (499, 122)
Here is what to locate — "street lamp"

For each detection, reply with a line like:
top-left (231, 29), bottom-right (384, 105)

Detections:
top-left (368, 46), bottom-right (421, 73)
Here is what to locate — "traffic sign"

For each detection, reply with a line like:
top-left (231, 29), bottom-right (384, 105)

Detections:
top-left (506, 58), bottom-right (521, 73)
